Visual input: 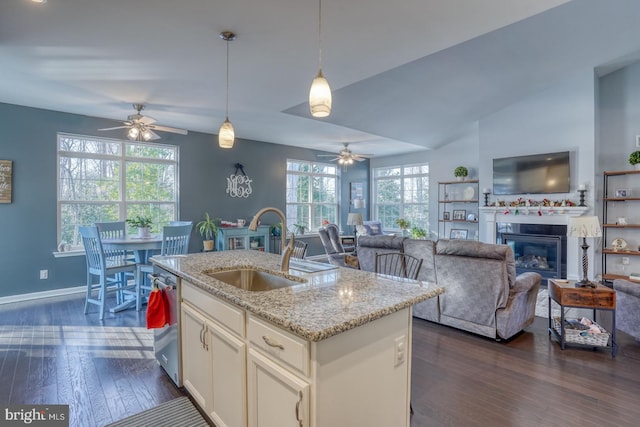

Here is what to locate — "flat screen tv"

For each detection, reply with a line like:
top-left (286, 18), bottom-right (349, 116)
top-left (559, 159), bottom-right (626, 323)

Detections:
top-left (493, 151), bottom-right (570, 195)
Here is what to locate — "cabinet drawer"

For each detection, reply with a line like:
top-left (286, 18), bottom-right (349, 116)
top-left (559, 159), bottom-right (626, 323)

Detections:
top-left (247, 314), bottom-right (309, 377)
top-left (182, 281), bottom-right (245, 337)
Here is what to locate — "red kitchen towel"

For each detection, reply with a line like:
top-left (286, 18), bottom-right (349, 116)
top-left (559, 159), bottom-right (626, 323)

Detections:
top-left (146, 287), bottom-right (168, 329)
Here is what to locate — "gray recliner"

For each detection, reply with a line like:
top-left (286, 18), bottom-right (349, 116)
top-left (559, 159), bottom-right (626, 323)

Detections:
top-left (613, 279), bottom-right (640, 340)
top-left (318, 224), bottom-right (353, 267)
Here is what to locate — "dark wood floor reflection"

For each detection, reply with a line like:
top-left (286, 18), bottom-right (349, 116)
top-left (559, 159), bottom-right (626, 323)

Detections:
top-left (1, 293), bottom-right (639, 427)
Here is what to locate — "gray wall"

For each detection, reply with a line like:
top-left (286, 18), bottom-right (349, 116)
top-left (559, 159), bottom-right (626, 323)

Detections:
top-left (0, 102), bottom-right (367, 298)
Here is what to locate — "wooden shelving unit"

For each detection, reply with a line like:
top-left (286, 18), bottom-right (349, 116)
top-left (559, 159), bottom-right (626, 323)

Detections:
top-left (602, 170), bottom-right (640, 283)
top-left (438, 179), bottom-right (479, 240)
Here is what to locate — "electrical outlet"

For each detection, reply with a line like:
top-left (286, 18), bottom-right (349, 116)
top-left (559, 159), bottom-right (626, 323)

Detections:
top-left (394, 335), bottom-right (406, 366)
top-left (636, 135), bottom-right (640, 148)
top-left (39, 270), bottom-right (48, 279)
top-left (622, 257), bottom-right (630, 265)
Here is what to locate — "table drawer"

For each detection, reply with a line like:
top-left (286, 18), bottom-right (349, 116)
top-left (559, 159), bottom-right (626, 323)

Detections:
top-left (247, 314), bottom-right (309, 377)
top-left (182, 281), bottom-right (245, 337)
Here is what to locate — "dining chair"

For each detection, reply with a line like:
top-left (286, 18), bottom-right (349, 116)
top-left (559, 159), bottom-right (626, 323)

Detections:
top-left (80, 225), bottom-right (138, 320)
top-left (136, 223), bottom-right (193, 311)
top-left (96, 221), bottom-right (135, 303)
top-left (291, 240), bottom-right (308, 259)
top-left (375, 252), bottom-right (423, 280)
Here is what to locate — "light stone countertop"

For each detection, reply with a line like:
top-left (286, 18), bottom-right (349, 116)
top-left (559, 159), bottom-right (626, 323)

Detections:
top-left (152, 251), bottom-right (444, 342)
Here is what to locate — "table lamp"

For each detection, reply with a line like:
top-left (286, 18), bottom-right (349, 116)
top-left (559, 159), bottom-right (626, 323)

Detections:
top-left (347, 213), bottom-right (364, 239)
top-left (567, 216), bottom-right (602, 288)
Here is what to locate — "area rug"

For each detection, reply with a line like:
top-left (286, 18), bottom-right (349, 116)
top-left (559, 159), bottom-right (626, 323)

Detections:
top-left (535, 287), bottom-right (561, 319)
top-left (105, 396), bottom-right (208, 427)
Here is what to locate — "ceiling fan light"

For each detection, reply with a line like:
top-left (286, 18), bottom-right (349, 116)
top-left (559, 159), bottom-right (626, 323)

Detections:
top-left (218, 118), bottom-right (235, 148)
top-left (309, 70), bottom-right (332, 117)
top-left (127, 127), bottom-right (139, 140)
top-left (141, 128), bottom-right (153, 141)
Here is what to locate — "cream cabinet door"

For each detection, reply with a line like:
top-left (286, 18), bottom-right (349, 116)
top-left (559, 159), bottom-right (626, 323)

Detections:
top-left (209, 320), bottom-right (247, 427)
top-left (247, 349), bottom-right (310, 427)
top-left (181, 303), bottom-right (212, 413)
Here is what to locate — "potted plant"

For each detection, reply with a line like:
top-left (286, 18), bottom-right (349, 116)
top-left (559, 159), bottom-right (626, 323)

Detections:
top-left (629, 151), bottom-right (640, 169)
top-left (196, 213), bottom-right (220, 251)
top-left (454, 166), bottom-right (468, 181)
top-left (293, 223), bottom-right (307, 235)
top-left (395, 218), bottom-right (410, 236)
top-left (126, 215), bottom-right (153, 237)
top-left (270, 222), bottom-right (282, 237)
top-left (410, 226), bottom-right (427, 239)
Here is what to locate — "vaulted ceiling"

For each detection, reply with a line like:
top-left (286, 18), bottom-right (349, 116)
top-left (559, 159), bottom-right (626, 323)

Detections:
top-left (1, 0), bottom-right (639, 157)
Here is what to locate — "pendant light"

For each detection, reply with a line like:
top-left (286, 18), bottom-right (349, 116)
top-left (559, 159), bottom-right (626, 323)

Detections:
top-left (309, 0), bottom-right (332, 117)
top-left (219, 31), bottom-right (236, 148)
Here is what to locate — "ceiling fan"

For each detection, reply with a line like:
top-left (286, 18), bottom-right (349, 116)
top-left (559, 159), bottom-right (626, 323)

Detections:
top-left (99, 104), bottom-right (188, 141)
top-left (318, 143), bottom-right (372, 165)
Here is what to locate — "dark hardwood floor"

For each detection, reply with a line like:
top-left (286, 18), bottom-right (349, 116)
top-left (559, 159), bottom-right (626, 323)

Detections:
top-left (1, 293), bottom-right (639, 427)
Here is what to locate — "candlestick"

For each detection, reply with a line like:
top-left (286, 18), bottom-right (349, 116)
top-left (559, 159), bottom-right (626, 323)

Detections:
top-left (578, 184), bottom-right (586, 191)
top-left (482, 189), bottom-right (491, 207)
top-left (578, 189), bottom-right (586, 207)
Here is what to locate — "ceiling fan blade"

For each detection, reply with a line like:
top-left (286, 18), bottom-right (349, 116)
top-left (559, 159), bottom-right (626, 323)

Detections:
top-left (147, 130), bottom-right (161, 140)
top-left (150, 124), bottom-right (188, 135)
top-left (139, 116), bottom-right (157, 125)
top-left (98, 126), bottom-right (128, 131)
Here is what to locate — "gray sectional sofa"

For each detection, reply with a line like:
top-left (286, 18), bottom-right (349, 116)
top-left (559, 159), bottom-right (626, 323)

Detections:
top-left (357, 235), bottom-right (541, 340)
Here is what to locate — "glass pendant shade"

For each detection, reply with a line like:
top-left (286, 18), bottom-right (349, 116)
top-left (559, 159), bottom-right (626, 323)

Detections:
top-left (127, 127), bottom-right (139, 140)
top-left (309, 69), bottom-right (332, 117)
top-left (218, 118), bottom-right (235, 148)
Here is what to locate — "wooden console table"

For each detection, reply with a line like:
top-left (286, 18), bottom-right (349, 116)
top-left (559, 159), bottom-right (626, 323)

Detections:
top-left (547, 279), bottom-right (616, 356)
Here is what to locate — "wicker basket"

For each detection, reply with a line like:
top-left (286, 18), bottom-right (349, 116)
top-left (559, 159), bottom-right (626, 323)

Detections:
top-left (552, 317), bottom-right (610, 347)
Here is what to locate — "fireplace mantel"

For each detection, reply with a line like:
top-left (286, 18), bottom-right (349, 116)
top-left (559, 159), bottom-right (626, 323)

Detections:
top-left (479, 206), bottom-right (591, 281)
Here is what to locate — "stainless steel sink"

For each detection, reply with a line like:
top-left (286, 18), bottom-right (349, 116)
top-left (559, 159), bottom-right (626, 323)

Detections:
top-left (204, 268), bottom-right (306, 291)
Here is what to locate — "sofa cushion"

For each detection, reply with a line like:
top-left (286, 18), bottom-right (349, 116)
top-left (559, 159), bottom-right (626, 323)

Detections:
top-left (436, 239), bottom-right (516, 288)
top-left (403, 239), bottom-right (437, 283)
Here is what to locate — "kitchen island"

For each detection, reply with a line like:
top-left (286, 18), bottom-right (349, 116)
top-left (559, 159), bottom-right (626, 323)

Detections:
top-left (153, 250), bottom-right (443, 427)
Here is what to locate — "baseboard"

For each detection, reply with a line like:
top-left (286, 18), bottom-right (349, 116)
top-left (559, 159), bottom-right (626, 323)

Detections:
top-left (0, 286), bottom-right (85, 305)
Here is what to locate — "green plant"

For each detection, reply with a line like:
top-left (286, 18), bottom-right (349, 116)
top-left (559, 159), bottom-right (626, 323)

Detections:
top-left (270, 222), bottom-right (282, 237)
top-left (196, 213), bottom-right (220, 241)
top-left (629, 151), bottom-right (640, 165)
top-left (293, 223), bottom-right (307, 235)
top-left (395, 218), bottom-right (410, 231)
top-left (454, 166), bottom-right (468, 178)
top-left (410, 226), bottom-right (427, 239)
top-left (126, 215), bottom-right (153, 228)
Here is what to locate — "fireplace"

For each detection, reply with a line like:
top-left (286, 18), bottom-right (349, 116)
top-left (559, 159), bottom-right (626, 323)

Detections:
top-left (497, 223), bottom-right (567, 284)
top-left (479, 206), bottom-right (589, 282)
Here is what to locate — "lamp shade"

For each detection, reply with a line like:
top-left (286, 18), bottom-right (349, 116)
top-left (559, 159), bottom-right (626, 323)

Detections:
top-left (347, 213), bottom-right (363, 226)
top-left (309, 70), bottom-right (332, 117)
top-left (567, 216), bottom-right (602, 238)
top-left (218, 118), bottom-right (235, 148)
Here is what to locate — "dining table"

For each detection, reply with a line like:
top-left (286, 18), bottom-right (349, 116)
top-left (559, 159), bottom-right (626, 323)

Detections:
top-left (101, 235), bottom-right (162, 313)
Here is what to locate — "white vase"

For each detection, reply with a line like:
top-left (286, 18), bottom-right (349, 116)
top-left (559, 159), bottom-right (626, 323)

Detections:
top-left (138, 227), bottom-right (151, 238)
top-left (635, 163), bottom-right (640, 170)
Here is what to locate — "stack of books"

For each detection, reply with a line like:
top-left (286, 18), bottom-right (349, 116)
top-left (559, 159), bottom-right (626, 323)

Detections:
top-left (629, 272), bottom-right (640, 282)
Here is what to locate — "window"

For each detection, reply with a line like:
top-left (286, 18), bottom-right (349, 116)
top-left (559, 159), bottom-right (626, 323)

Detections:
top-left (57, 133), bottom-right (178, 248)
top-left (286, 160), bottom-right (338, 234)
top-left (372, 164), bottom-right (429, 231)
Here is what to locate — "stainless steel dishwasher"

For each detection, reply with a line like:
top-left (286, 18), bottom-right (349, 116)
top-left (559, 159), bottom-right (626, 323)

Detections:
top-left (150, 265), bottom-right (182, 387)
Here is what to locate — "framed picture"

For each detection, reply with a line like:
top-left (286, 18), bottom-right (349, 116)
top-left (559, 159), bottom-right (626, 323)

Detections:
top-left (450, 229), bottom-right (468, 240)
top-left (350, 182), bottom-right (364, 204)
top-left (443, 212), bottom-right (450, 221)
top-left (615, 189), bottom-right (630, 198)
top-left (453, 209), bottom-right (466, 221)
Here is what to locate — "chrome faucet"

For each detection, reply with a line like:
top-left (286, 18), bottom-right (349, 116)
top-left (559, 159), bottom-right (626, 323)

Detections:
top-left (249, 207), bottom-right (293, 271)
